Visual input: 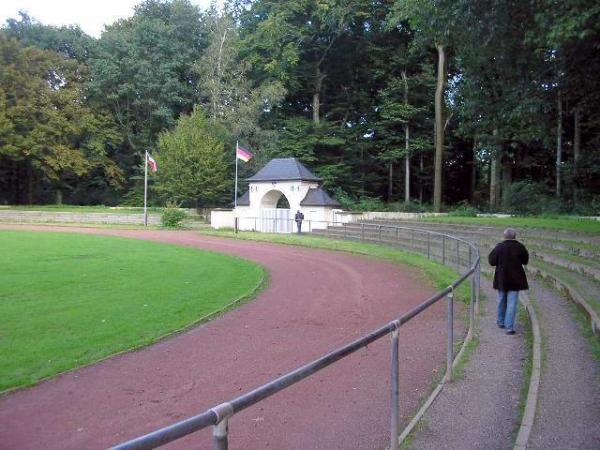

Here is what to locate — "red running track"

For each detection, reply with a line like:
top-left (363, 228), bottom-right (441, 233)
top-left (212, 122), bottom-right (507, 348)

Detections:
top-left (0, 226), bottom-right (456, 450)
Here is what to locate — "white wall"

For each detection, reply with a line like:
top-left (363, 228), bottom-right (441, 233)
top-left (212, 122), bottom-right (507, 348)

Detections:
top-left (210, 209), bottom-right (235, 229)
top-left (249, 180), bottom-right (320, 213)
top-left (363, 212), bottom-right (448, 221)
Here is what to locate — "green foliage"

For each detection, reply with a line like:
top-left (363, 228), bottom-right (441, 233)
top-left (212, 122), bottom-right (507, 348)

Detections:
top-left (4, 12), bottom-right (95, 62)
top-left (502, 181), bottom-right (561, 216)
top-left (154, 108), bottom-right (230, 207)
top-left (1, 0), bottom-right (599, 211)
top-left (161, 201), bottom-right (187, 227)
top-left (0, 230), bottom-right (264, 391)
top-left (394, 201), bottom-right (430, 213)
top-left (448, 200), bottom-right (479, 217)
top-left (196, 10), bottom-right (284, 149)
top-left (0, 33), bottom-right (123, 204)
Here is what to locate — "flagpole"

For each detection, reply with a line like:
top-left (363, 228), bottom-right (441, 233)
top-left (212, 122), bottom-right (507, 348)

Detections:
top-left (144, 150), bottom-right (148, 227)
top-left (234, 141), bottom-right (239, 209)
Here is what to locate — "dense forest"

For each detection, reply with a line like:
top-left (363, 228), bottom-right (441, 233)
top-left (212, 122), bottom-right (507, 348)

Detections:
top-left (0, 0), bottom-right (598, 214)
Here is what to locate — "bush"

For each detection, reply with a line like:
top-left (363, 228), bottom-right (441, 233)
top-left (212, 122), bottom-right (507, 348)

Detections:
top-left (331, 189), bottom-right (390, 212)
top-left (448, 200), bottom-right (479, 217)
top-left (355, 196), bottom-right (388, 212)
top-left (502, 181), bottom-right (561, 216)
top-left (161, 201), bottom-right (187, 227)
top-left (391, 200), bottom-right (430, 213)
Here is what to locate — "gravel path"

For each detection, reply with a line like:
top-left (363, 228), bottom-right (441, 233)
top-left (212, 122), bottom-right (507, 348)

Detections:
top-left (408, 279), bottom-right (525, 450)
top-left (527, 279), bottom-right (600, 450)
top-left (0, 226), bottom-right (450, 450)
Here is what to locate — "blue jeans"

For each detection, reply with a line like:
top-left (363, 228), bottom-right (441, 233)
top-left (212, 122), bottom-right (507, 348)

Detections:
top-left (497, 290), bottom-right (519, 331)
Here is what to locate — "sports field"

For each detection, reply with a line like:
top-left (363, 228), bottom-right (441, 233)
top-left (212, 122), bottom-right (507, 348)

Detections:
top-left (0, 231), bottom-right (264, 392)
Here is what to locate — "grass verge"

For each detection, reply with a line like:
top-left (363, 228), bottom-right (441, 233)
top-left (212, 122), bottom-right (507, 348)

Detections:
top-left (569, 300), bottom-right (600, 365)
top-left (531, 259), bottom-right (600, 316)
top-left (516, 300), bottom-right (534, 424)
top-left (419, 216), bottom-right (600, 235)
top-left (0, 230), bottom-right (265, 392)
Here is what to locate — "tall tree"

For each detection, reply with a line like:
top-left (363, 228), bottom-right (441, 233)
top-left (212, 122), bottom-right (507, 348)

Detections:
top-left (88, 0), bottom-right (209, 194)
top-left (196, 8), bottom-right (284, 150)
top-left (390, 0), bottom-right (457, 211)
top-left (0, 34), bottom-right (123, 204)
top-left (154, 108), bottom-right (230, 207)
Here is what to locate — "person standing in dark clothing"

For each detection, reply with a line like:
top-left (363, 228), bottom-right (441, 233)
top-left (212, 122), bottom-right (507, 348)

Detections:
top-left (295, 210), bottom-right (304, 234)
top-left (488, 228), bottom-right (529, 335)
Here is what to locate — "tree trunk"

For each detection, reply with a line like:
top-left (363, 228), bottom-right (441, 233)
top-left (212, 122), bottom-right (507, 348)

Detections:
top-left (433, 44), bottom-right (446, 212)
top-left (56, 188), bottom-right (63, 205)
top-left (313, 66), bottom-right (324, 124)
top-left (490, 156), bottom-right (498, 210)
top-left (573, 107), bottom-right (581, 203)
top-left (419, 153), bottom-right (424, 203)
top-left (502, 161), bottom-right (512, 207)
top-left (405, 128), bottom-right (410, 204)
top-left (402, 71), bottom-right (410, 204)
top-left (573, 107), bottom-right (581, 173)
top-left (489, 130), bottom-right (500, 210)
top-left (27, 161), bottom-right (34, 205)
top-left (556, 90), bottom-right (562, 198)
top-left (388, 162), bottom-right (393, 201)
top-left (471, 140), bottom-right (477, 201)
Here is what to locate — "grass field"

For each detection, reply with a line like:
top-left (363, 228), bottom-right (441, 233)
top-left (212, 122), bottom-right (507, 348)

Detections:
top-left (0, 231), bottom-right (265, 392)
top-left (420, 215), bottom-right (600, 234)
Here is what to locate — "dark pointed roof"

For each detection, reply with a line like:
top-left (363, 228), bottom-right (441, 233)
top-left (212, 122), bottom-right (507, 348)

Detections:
top-left (233, 190), bottom-right (249, 206)
top-left (246, 158), bottom-right (322, 182)
top-left (300, 187), bottom-right (341, 207)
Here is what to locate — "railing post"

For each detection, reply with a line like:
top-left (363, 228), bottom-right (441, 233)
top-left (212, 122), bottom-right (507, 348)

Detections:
top-left (446, 287), bottom-right (454, 382)
top-left (254, 217), bottom-right (257, 231)
top-left (442, 235), bottom-right (446, 265)
top-left (470, 272), bottom-right (475, 332)
top-left (476, 261), bottom-right (481, 315)
top-left (456, 240), bottom-right (460, 272)
top-left (379, 225), bottom-right (382, 242)
top-left (427, 232), bottom-right (431, 259)
top-left (234, 217), bottom-right (239, 234)
top-left (213, 418), bottom-right (229, 450)
top-left (395, 226), bottom-right (399, 242)
top-left (344, 222), bottom-right (347, 238)
top-left (211, 402), bottom-right (233, 450)
top-left (361, 223), bottom-right (365, 241)
top-left (390, 321), bottom-right (400, 450)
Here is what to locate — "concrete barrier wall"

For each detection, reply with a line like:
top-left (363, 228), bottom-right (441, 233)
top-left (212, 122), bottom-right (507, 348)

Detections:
top-left (0, 210), bottom-right (161, 225)
top-left (210, 210), bottom-right (235, 229)
top-left (364, 212), bottom-right (448, 220)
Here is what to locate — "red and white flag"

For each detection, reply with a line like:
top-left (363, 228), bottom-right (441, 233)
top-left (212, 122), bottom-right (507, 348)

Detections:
top-left (147, 152), bottom-right (157, 172)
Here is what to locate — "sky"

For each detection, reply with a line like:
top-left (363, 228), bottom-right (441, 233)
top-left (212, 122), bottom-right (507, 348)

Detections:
top-left (0, 0), bottom-right (217, 38)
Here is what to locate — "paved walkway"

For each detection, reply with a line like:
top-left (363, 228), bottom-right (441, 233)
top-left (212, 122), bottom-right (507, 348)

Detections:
top-left (527, 279), bottom-right (600, 450)
top-left (0, 226), bottom-right (452, 450)
top-left (409, 280), bottom-right (525, 450)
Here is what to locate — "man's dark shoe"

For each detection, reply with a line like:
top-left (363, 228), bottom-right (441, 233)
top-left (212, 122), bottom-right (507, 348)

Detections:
top-left (506, 330), bottom-right (516, 335)
top-left (497, 324), bottom-right (505, 329)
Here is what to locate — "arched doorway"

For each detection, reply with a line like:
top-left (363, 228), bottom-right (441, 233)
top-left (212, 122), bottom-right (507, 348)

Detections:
top-left (259, 189), bottom-right (291, 233)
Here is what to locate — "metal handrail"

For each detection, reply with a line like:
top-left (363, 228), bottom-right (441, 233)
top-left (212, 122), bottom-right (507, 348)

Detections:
top-left (111, 222), bottom-right (481, 450)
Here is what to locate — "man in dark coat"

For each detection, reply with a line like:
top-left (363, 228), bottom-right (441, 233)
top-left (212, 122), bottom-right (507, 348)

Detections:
top-left (488, 228), bottom-right (529, 335)
top-left (294, 210), bottom-right (304, 234)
